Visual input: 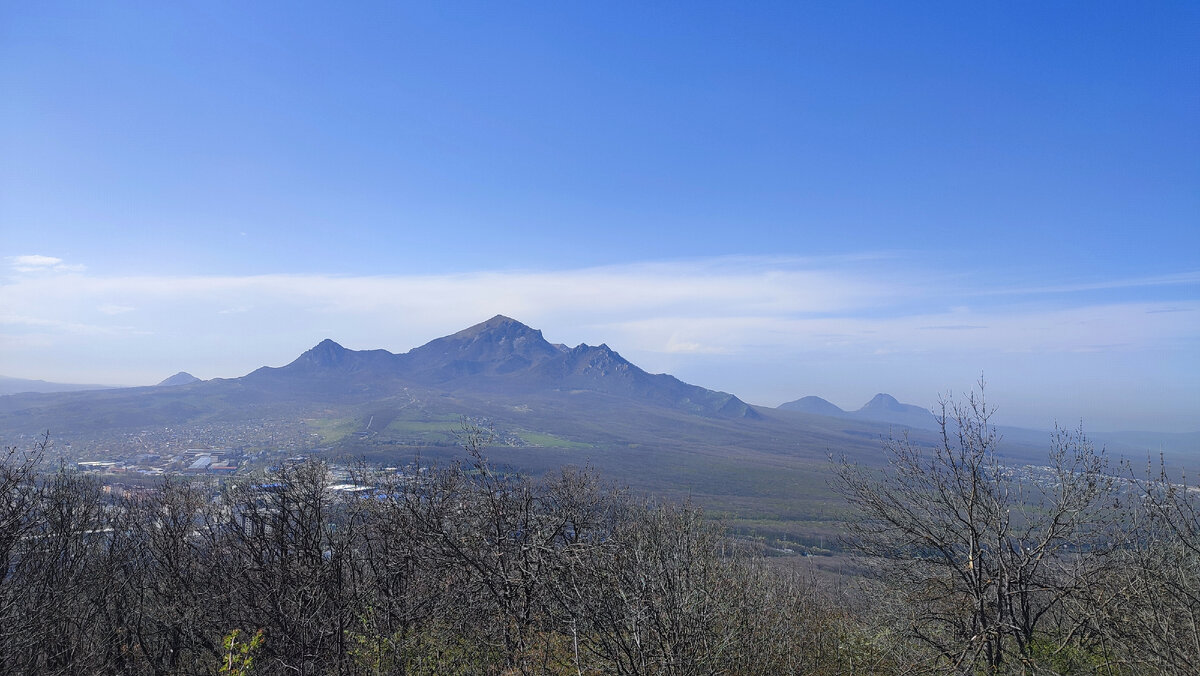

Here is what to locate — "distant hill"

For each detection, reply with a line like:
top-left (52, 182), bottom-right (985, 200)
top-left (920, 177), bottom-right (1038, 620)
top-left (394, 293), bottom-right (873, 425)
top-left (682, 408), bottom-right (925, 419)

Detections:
top-left (777, 395), bottom-right (845, 417)
top-left (855, 393), bottom-right (938, 429)
top-left (779, 393), bottom-right (1200, 460)
top-left (156, 372), bottom-right (201, 387)
top-left (3, 316), bottom-right (1193, 543)
top-left (778, 392), bottom-right (938, 430)
top-left (0, 376), bottom-right (117, 396)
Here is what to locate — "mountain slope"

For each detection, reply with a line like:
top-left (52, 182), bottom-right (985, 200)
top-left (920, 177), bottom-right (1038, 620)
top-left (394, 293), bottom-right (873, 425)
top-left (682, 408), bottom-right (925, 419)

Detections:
top-left (535, 342), bottom-right (757, 418)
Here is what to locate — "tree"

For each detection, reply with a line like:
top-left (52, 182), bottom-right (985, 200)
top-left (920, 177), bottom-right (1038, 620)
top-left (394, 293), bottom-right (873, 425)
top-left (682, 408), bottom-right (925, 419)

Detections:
top-left (0, 426), bottom-right (868, 674)
top-left (1073, 457), bottom-right (1200, 673)
top-left (122, 476), bottom-right (224, 673)
top-left (208, 458), bottom-right (365, 676)
top-left (833, 386), bottom-right (1114, 673)
top-left (0, 435), bottom-right (48, 669)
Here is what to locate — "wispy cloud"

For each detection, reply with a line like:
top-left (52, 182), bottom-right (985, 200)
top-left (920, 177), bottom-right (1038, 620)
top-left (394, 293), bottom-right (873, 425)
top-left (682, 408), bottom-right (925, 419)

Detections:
top-left (2, 256), bottom-right (1194, 358)
top-left (981, 271), bottom-right (1200, 297)
top-left (0, 313), bottom-right (126, 335)
top-left (918, 325), bottom-right (988, 331)
top-left (599, 302), bottom-right (1195, 359)
top-left (12, 255), bottom-right (62, 267)
top-left (8, 255), bottom-right (87, 274)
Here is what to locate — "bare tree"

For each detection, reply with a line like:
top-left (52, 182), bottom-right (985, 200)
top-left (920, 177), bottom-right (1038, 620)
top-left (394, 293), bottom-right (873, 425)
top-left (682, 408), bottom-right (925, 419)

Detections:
top-left (0, 435), bottom-right (48, 667)
top-left (833, 386), bottom-right (1114, 673)
top-left (207, 458), bottom-right (366, 676)
top-left (1072, 457), bottom-right (1200, 674)
top-left (0, 425), bottom-right (897, 675)
top-left (122, 476), bottom-right (224, 674)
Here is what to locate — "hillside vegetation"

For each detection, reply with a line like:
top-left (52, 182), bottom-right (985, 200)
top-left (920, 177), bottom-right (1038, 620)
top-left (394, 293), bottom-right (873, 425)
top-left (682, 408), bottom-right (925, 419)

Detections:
top-left (3, 397), bottom-right (1200, 675)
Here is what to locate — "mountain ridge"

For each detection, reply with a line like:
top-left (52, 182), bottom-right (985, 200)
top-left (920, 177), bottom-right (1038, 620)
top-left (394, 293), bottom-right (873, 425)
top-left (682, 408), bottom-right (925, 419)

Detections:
top-left (2, 318), bottom-right (1193, 460)
top-left (398, 317), bottom-right (758, 419)
top-left (20, 316), bottom-right (756, 424)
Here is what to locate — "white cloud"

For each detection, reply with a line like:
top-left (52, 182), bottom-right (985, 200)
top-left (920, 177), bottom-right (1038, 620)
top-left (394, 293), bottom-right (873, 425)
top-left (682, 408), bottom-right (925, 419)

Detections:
top-left (9, 254), bottom-right (87, 274)
top-left (13, 255), bottom-right (62, 267)
top-left (1, 258), bottom-right (1193, 360)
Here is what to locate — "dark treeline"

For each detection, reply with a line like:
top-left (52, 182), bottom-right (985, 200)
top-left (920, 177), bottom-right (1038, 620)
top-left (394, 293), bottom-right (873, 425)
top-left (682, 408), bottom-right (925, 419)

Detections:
top-left (1, 402), bottom-right (1199, 675)
top-left (0, 429), bottom-right (864, 676)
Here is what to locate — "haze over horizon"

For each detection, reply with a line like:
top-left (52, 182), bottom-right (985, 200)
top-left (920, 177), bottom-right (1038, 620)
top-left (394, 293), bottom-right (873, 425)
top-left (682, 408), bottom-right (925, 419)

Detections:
top-left (2, 3), bottom-right (1197, 433)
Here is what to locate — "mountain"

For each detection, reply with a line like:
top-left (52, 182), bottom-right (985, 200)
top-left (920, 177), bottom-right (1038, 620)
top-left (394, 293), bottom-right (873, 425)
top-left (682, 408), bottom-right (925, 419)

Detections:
top-left (401, 315), bottom-right (565, 382)
top-left (778, 392), bottom-right (937, 430)
top-left (534, 342), bottom-right (758, 418)
top-left (236, 338), bottom-right (404, 401)
top-left (284, 339), bottom-right (399, 373)
top-left (0, 376), bottom-right (117, 396)
top-left (0, 316), bottom-right (757, 435)
top-left (396, 316), bottom-right (758, 418)
top-left (5, 317), bottom-right (1187, 544)
top-left (854, 393), bottom-right (937, 430)
top-left (156, 372), bottom-right (201, 387)
top-left (778, 396), bottom-right (846, 417)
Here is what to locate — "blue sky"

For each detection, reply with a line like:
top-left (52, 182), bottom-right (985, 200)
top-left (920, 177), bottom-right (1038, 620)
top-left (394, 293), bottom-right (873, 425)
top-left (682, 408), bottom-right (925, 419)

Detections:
top-left (1, 2), bottom-right (1197, 432)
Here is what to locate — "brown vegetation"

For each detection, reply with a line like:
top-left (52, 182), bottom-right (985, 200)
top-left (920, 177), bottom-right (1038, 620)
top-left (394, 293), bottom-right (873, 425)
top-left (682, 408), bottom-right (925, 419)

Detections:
top-left (2, 394), bottom-right (1199, 674)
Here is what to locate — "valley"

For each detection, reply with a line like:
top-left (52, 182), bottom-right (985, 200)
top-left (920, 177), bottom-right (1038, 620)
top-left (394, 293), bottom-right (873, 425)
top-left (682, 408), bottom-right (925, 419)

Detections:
top-left (7, 315), bottom-right (1179, 556)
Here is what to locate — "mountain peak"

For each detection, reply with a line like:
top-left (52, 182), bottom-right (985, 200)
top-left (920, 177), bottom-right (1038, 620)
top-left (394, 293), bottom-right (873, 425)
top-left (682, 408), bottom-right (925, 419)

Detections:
top-left (157, 371), bottom-right (200, 387)
top-left (454, 315), bottom-right (538, 339)
top-left (860, 393), bottom-right (902, 411)
top-left (778, 395), bottom-right (846, 416)
top-left (312, 338), bottom-right (347, 352)
top-left (561, 342), bottom-right (633, 375)
top-left (294, 339), bottom-right (351, 368)
top-left (852, 393), bottom-right (937, 430)
top-left (404, 316), bottom-right (561, 380)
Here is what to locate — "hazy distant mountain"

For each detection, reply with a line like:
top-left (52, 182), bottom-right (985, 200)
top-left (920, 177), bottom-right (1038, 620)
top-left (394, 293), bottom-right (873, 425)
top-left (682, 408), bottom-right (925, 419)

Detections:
top-left (156, 372), bottom-right (201, 387)
top-left (0, 376), bottom-right (116, 396)
top-left (1, 316), bottom-right (756, 435)
top-left (4, 316), bottom-right (1191, 473)
top-left (778, 392), bottom-right (937, 430)
top-left (778, 396), bottom-right (846, 417)
top-left (3, 317), bottom-right (1194, 523)
top-left (855, 393), bottom-right (937, 429)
